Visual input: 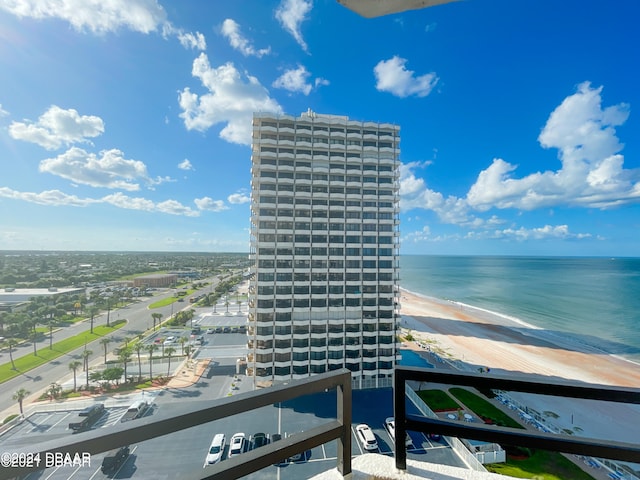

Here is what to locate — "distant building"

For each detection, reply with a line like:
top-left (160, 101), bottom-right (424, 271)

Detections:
top-left (248, 110), bottom-right (401, 389)
top-left (0, 287), bottom-right (84, 309)
top-left (133, 274), bottom-right (178, 288)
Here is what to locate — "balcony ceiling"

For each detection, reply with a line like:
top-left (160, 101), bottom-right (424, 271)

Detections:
top-left (337, 0), bottom-right (458, 18)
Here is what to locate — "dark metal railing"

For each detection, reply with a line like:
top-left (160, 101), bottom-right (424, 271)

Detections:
top-left (394, 366), bottom-right (640, 471)
top-left (1, 369), bottom-right (352, 480)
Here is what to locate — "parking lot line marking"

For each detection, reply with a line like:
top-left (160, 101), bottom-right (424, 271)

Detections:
top-left (321, 443), bottom-right (327, 459)
top-left (351, 426), bottom-right (364, 455)
top-left (50, 411), bottom-right (72, 429)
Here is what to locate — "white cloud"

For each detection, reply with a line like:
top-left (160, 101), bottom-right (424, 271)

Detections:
top-left (39, 147), bottom-right (150, 191)
top-left (0, 104), bottom-right (9, 117)
top-left (178, 53), bottom-right (282, 145)
top-left (402, 83), bottom-right (640, 229)
top-left (272, 65), bottom-right (312, 95)
top-left (9, 105), bottom-right (104, 150)
top-left (177, 31), bottom-right (206, 50)
top-left (1, 1), bottom-right (206, 51)
top-left (0, 186), bottom-right (96, 206)
top-left (194, 196), bottom-right (229, 212)
top-left (228, 192), bottom-right (250, 204)
top-left (490, 225), bottom-right (592, 241)
top-left (221, 19), bottom-right (270, 57)
top-left (374, 56), bottom-right (439, 98)
top-left (0, 186), bottom-right (201, 216)
top-left (178, 159), bottom-right (194, 171)
top-left (0, 0), bottom-right (168, 34)
top-left (275, 0), bottom-right (312, 52)
top-left (467, 82), bottom-right (640, 211)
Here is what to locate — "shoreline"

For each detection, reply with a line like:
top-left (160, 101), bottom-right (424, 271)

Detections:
top-left (398, 287), bottom-right (640, 387)
top-left (398, 288), bottom-right (640, 446)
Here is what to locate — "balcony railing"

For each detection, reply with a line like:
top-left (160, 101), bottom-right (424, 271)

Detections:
top-left (394, 366), bottom-right (640, 472)
top-left (1, 369), bottom-right (352, 480)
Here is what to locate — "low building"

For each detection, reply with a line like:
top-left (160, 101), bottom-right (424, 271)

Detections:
top-left (133, 274), bottom-right (178, 288)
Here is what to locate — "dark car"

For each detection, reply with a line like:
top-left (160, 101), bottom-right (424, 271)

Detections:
top-left (252, 432), bottom-right (268, 449)
top-left (270, 434), bottom-right (287, 466)
top-left (101, 446), bottom-right (129, 474)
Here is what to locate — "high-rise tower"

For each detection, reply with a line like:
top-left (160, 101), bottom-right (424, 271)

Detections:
top-left (248, 110), bottom-right (400, 389)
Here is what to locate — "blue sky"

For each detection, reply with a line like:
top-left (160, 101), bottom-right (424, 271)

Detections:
top-left (0, 0), bottom-right (639, 256)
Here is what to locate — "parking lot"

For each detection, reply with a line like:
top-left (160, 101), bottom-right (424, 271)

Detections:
top-left (3, 386), bottom-right (464, 480)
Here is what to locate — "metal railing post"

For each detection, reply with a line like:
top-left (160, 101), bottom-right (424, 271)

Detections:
top-left (394, 368), bottom-right (407, 470)
top-left (337, 371), bottom-right (352, 477)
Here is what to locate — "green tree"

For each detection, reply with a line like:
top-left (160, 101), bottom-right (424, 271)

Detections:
top-left (6, 338), bottom-right (18, 370)
top-left (68, 360), bottom-right (82, 391)
top-left (179, 336), bottom-right (187, 355)
top-left (87, 306), bottom-right (100, 334)
top-left (99, 337), bottom-right (111, 363)
top-left (82, 349), bottom-right (93, 388)
top-left (133, 342), bottom-right (143, 381)
top-left (102, 366), bottom-right (125, 386)
top-left (30, 330), bottom-right (38, 357)
top-left (13, 388), bottom-right (30, 416)
top-left (164, 347), bottom-right (176, 376)
top-left (118, 346), bottom-right (132, 382)
top-left (145, 344), bottom-right (156, 380)
top-left (151, 313), bottom-right (163, 331)
top-left (47, 382), bottom-right (62, 400)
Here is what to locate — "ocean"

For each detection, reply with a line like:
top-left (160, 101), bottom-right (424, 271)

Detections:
top-left (399, 256), bottom-right (640, 362)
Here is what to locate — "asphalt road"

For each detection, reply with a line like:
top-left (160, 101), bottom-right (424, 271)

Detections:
top-left (0, 276), bottom-right (231, 417)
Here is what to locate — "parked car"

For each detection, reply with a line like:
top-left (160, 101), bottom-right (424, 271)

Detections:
top-left (206, 328), bottom-right (214, 334)
top-left (251, 432), bottom-right (268, 449)
top-left (206, 433), bottom-right (225, 464)
top-left (356, 424), bottom-right (378, 451)
top-left (101, 446), bottom-right (129, 474)
top-left (228, 433), bottom-right (246, 458)
top-left (384, 417), bottom-right (412, 447)
top-left (269, 433), bottom-right (288, 466)
top-left (163, 336), bottom-right (175, 345)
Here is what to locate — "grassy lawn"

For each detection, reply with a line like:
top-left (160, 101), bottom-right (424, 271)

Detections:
top-left (487, 450), bottom-right (596, 480)
top-left (0, 320), bottom-right (126, 384)
top-left (449, 387), bottom-right (523, 428)
top-left (149, 297), bottom-right (177, 308)
top-left (417, 389), bottom-right (461, 411)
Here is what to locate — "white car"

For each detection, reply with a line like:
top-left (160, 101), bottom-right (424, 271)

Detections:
top-left (228, 433), bottom-right (246, 458)
top-left (385, 417), bottom-right (412, 447)
top-left (355, 424), bottom-right (378, 451)
top-left (163, 336), bottom-right (175, 345)
top-left (206, 433), bottom-right (225, 464)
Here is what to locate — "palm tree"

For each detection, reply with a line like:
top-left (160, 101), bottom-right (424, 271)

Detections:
top-left (151, 313), bottom-right (163, 331)
top-left (82, 349), bottom-right (93, 388)
top-left (30, 331), bottom-right (38, 356)
top-left (133, 342), bottom-right (143, 381)
top-left (145, 344), bottom-right (157, 380)
top-left (6, 338), bottom-right (18, 370)
top-left (87, 306), bottom-right (100, 334)
top-left (47, 382), bottom-right (62, 400)
top-left (179, 336), bottom-right (187, 355)
top-left (48, 317), bottom-right (57, 350)
top-left (13, 388), bottom-right (30, 416)
top-left (118, 346), bottom-right (132, 382)
top-left (68, 360), bottom-right (82, 391)
top-left (99, 337), bottom-right (111, 364)
top-left (164, 347), bottom-right (176, 376)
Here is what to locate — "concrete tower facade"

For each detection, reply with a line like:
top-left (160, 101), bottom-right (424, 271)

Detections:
top-left (248, 110), bottom-right (400, 389)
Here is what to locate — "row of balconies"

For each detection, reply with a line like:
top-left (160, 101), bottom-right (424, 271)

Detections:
top-left (255, 151), bottom-right (399, 165)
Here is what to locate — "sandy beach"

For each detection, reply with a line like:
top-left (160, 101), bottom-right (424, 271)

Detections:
top-left (399, 288), bottom-right (640, 445)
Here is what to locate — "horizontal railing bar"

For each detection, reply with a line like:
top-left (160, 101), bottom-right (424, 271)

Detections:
top-left (395, 367), bottom-right (640, 404)
top-left (406, 415), bottom-right (640, 463)
top-left (395, 367), bottom-right (640, 471)
top-left (0, 369), bottom-right (351, 480)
